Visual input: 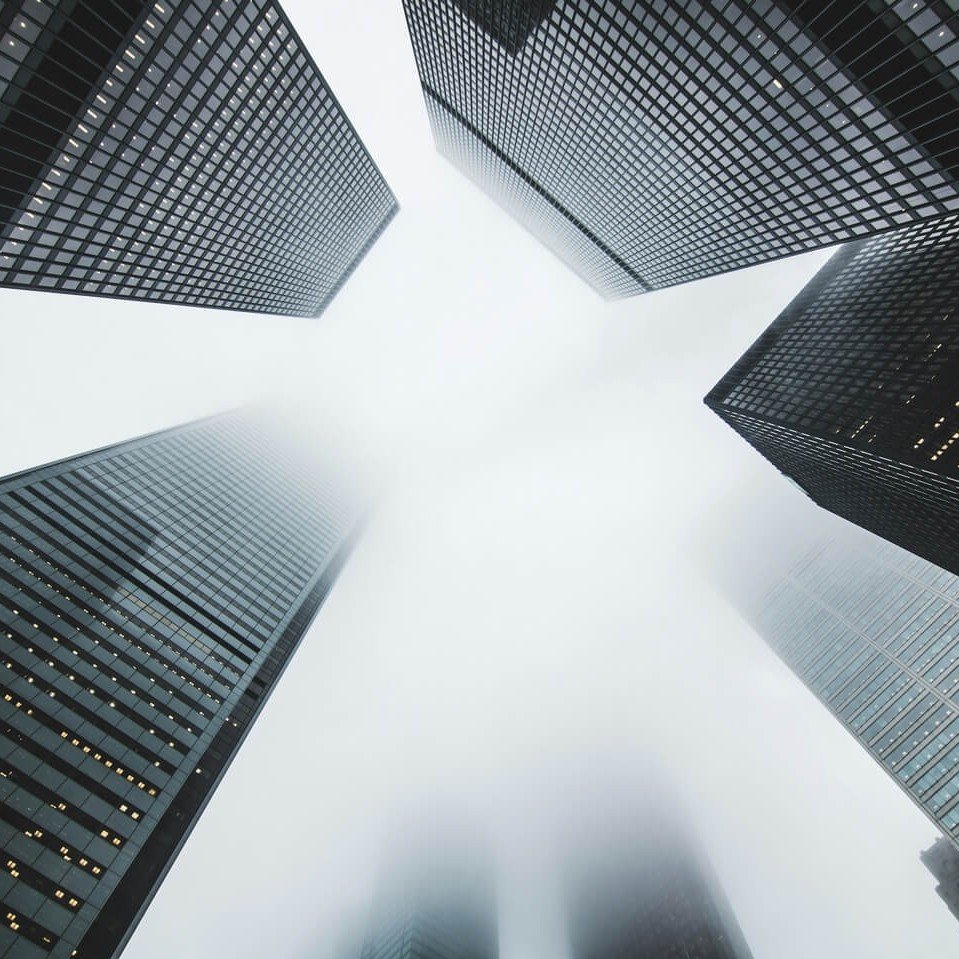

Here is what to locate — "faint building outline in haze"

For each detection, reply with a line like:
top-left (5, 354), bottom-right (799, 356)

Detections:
top-left (562, 780), bottom-right (754, 959)
top-left (355, 820), bottom-right (499, 959)
top-left (921, 835), bottom-right (959, 925)
top-left (719, 528), bottom-right (959, 853)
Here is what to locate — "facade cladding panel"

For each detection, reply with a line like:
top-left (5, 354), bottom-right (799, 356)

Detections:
top-left (0, 0), bottom-right (397, 317)
top-left (705, 213), bottom-right (959, 577)
top-left (401, 0), bottom-right (959, 298)
top-left (743, 537), bottom-right (959, 848)
top-left (566, 819), bottom-right (753, 959)
top-left (0, 413), bottom-right (357, 958)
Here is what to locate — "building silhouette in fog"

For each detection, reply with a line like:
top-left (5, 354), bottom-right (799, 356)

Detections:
top-left (564, 800), bottom-right (753, 959)
top-left (922, 835), bottom-right (959, 924)
top-left (725, 529), bottom-right (959, 849)
top-left (0, 0), bottom-right (396, 316)
top-left (402, 0), bottom-right (959, 297)
top-left (706, 213), bottom-right (959, 577)
top-left (358, 827), bottom-right (498, 959)
top-left (0, 412), bottom-right (357, 958)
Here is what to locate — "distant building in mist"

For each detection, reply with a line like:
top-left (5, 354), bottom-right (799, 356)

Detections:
top-left (725, 529), bottom-right (959, 849)
top-left (0, 412), bottom-right (357, 958)
top-left (401, 0), bottom-right (959, 298)
top-left (0, 0), bottom-right (396, 316)
top-left (565, 811), bottom-right (753, 959)
top-left (357, 829), bottom-right (498, 959)
top-left (922, 835), bottom-right (959, 924)
top-left (706, 213), bottom-right (959, 577)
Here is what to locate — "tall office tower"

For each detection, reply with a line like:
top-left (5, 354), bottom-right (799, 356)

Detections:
top-left (922, 835), bottom-right (959, 923)
top-left (0, 0), bottom-right (396, 317)
top-left (565, 809), bottom-right (753, 959)
top-left (0, 412), bottom-right (357, 958)
top-left (706, 212), bottom-right (959, 577)
top-left (357, 828), bottom-right (498, 959)
top-left (401, 0), bottom-right (959, 298)
top-left (728, 529), bottom-right (959, 848)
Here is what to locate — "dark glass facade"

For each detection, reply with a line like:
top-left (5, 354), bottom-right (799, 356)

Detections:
top-left (705, 213), bottom-right (959, 577)
top-left (565, 814), bottom-right (753, 959)
top-left (922, 835), bottom-right (959, 924)
top-left (402, 0), bottom-right (959, 298)
top-left (0, 412), bottom-right (357, 958)
top-left (734, 534), bottom-right (959, 846)
top-left (0, 0), bottom-right (397, 317)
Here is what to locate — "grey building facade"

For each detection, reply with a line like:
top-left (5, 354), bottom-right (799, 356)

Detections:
top-left (565, 808), bottom-right (753, 959)
top-left (0, 412), bottom-right (357, 958)
top-left (922, 835), bottom-right (959, 923)
top-left (402, 0), bottom-right (959, 298)
top-left (0, 0), bottom-right (397, 316)
top-left (731, 532), bottom-right (959, 848)
top-left (706, 213), bottom-right (959, 577)
top-left (358, 840), bottom-right (499, 959)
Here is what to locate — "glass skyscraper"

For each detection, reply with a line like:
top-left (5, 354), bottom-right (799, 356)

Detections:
top-left (729, 532), bottom-right (959, 848)
top-left (0, 412), bottom-right (357, 958)
top-left (0, 0), bottom-right (397, 317)
top-left (706, 212), bottom-right (959, 577)
top-left (402, 0), bottom-right (959, 298)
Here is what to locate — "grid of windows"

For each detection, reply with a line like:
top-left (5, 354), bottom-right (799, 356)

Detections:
top-left (747, 536), bottom-right (959, 845)
top-left (0, 0), bottom-right (397, 317)
top-left (706, 213), bottom-right (959, 576)
top-left (402, 0), bottom-right (959, 298)
top-left (0, 412), bottom-right (357, 959)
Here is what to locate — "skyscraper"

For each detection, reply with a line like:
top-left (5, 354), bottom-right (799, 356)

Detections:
top-left (706, 212), bottom-right (959, 576)
top-left (922, 835), bottom-right (959, 924)
top-left (0, 412), bottom-right (357, 958)
top-left (0, 0), bottom-right (397, 317)
top-left (564, 804), bottom-right (753, 959)
top-left (357, 827), bottom-right (498, 959)
top-left (726, 530), bottom-right (959, 848)
top-left (401, 0), bottom-right (959, 297)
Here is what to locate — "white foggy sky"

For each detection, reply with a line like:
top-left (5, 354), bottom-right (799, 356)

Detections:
top-left (1, 1), bottom-right (957, 956)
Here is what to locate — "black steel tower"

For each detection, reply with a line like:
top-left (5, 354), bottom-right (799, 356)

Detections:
top-left (0, 0), bottom-right (397, 316)
top-left (706, 212), bottom-right (959, 577)
top-left (402, 0), bottom-right (959, 297)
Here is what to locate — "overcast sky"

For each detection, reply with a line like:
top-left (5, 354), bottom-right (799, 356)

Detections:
top-left (2, 1), bottom-right (957, 957)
